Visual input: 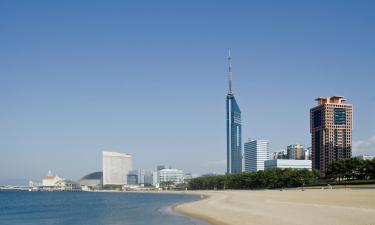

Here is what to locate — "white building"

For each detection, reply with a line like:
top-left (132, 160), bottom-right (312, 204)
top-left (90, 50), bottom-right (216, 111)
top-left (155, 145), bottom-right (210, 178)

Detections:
top-left (244, 139), bottom-right (269, 172)
top-left (102, 151), bottom-right (132, 185)
top-left (42, 170), bottom-right (62, 186)
top-left (152, 171), bottom-right (159, 186)
top-left (264, 159), bottom-right (312, 170)
top-left (355, 155), bottom-right (375, 160)
top-left (304, 148), bottom-right (311, 160)
top-left (159, 169), bottom-right (184, 184)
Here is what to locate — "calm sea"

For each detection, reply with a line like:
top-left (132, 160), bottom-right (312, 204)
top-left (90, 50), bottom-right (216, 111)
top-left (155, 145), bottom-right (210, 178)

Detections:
top-left (0, 191), bottom-right (209, 225)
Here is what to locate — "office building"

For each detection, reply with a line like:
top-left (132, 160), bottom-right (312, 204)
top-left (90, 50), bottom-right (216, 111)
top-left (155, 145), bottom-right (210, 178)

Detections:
top-left (273, 150), bottom-right (287, 159)
top-left (310, 96), bottom-right (353, 174)
top-left (127, 170), bottom-right (138, 185)
top-left (304, 147), bottom-right (312, 160)
top-left (244, 139), bottom-right (270, 172)
top-left (287, 144), bottom-right (305, 160)
top-left (152, 171), bottom-right (159, 186)
top-left (264, 159), bottom-right (312, 170)
top-left (102, 151), bottom-right (132, 185)
top-left (159, 169), bottom-right (184, 184)
top-left (157, 165), bottom-right (166, 171)
top-left (144, 171), bottom-right (153, 186)
top-left (226, 50), bottom-right (242, 173)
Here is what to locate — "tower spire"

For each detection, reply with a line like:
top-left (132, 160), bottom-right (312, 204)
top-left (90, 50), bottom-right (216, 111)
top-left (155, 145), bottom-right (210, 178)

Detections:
top-left (228, 49), bottom-right (233, 94)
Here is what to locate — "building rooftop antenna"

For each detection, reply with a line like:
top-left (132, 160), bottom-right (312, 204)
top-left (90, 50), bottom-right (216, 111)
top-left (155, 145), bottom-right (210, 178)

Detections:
top-left (228, 49), bottom-right (233, 95)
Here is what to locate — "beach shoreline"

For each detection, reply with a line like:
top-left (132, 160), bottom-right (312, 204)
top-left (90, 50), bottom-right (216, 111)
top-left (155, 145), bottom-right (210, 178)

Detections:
top-left (173, 188), bottom-right (375, 225)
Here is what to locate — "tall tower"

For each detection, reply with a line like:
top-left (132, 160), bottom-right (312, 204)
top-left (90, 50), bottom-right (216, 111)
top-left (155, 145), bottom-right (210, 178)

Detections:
top-left (226, 50), bottom-right (242, 174)
top-left (310, 96), bottom-right (353, 174)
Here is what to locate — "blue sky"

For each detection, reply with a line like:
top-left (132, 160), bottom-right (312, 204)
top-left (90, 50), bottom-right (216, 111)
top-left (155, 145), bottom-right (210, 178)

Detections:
top-left (1, 0), bottom-right (375, 181)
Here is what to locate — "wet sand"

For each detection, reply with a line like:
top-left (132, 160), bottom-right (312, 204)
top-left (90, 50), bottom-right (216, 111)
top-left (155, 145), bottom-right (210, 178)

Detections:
top-left (174, 189), bottom-right (375, 225)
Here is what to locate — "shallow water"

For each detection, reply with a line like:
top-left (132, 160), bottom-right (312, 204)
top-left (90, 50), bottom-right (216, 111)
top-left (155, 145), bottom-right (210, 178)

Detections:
top-left (0, 191), bottom-right (208, 225)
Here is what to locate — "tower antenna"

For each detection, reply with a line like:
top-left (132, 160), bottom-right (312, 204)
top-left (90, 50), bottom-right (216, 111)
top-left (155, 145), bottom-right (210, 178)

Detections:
top-left (228, 49), bottom-right (233, 94)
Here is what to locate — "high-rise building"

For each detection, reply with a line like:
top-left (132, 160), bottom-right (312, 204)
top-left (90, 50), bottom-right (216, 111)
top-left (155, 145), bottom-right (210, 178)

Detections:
top-left (244, 139), bottom-right (270, 172)
top-left (226, 50), bottom-right (242, 174)
top-left (310, 96), bottom-right (353, 174)
top-left (143, 171), bottom-right (153, 186)
top-left (157, 165), bottom-right (166, 171)
top-left (102, 151), bottom-right (132, 185)
top-left (287, 144), bottom-right (305, 160)
top-left (304, 147), bottom-right (312, 160)
top-left (273, 150), bottom-right (287, 159)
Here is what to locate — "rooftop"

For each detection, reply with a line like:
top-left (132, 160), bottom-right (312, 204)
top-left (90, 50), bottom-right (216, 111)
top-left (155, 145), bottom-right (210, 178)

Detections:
top-left (315, 96), bottom-right (348, 105)
top-left (102, 151), bottom-right (131, 158)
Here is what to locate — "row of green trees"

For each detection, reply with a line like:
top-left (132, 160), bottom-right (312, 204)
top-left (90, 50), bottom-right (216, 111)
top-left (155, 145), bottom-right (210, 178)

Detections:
top-left (327, 158), bottom-right (375, 181)
top-left (188, 168), bottom-right (319, 190)
top-left (187, 158), bottom-right (375, 190)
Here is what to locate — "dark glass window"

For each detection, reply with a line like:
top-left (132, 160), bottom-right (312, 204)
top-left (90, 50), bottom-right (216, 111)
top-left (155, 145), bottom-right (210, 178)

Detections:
top-left (334, 108), bottom-right (346, 125)
top-left (313, 110), bottom-right (322, 127)
top-left (314, 131), bottom-right (321, 170)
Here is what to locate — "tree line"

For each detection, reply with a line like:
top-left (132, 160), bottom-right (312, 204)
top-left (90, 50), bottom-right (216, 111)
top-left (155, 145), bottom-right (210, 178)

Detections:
top-left (327, 158), bottom-right (375, 181)
top-left (188, 168), bottom-right (319, 190)
top-left (188, 158), bottom-right (375, 190)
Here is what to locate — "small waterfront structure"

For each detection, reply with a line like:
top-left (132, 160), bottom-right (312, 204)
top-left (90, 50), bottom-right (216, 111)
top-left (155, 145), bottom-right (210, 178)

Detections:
top-left (79, 171), bottom-right (103, 188)
top-left (102, 151), bottom-right (132, 185)
top-left (264, 159), bottom-right (312, 170)
top-left (42, 170), bottom-right (62, 187)
top-left (55, 180), bottom-right (82, 191)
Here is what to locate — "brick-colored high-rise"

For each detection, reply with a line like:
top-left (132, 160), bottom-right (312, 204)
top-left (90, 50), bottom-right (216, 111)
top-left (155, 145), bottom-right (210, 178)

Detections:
top-left (310, 96), bottom-right (353, 174)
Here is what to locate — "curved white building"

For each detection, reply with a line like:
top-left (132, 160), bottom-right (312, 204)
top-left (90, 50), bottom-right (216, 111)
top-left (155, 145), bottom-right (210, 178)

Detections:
top-left (102, 151), bottom-right (132, 185)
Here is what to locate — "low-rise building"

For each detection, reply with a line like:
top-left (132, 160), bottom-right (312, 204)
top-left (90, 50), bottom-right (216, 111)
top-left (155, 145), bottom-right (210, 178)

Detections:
top-left (79, 171), bottom-right (103, 188)
top-left (355, 155), bottom-right (375, 160)
top-left (42, 170), bottom-right (62, 187)
top-left (127, 170), bottom-right (139, 185)
top-left (264, 159), bottom-right (312, 170)
top-left (55, 180), bottom-right (82, 191)
top-left (159, 169), bottom-right (184, 184)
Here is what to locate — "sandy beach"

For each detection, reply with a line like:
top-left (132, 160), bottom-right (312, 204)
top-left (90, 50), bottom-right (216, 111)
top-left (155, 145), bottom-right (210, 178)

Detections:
top-left (174, 188), bottom-right (375, 225)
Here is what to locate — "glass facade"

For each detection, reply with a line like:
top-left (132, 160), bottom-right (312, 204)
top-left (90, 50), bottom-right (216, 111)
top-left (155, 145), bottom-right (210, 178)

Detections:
top-left (334, 108), bottom-right (346, 125)
top-left (226, 94), bottom-right (242, 173)
top-left (313, 110), bottom-right (322, 128)
top-left (314, 131), bottom-right (321, 170)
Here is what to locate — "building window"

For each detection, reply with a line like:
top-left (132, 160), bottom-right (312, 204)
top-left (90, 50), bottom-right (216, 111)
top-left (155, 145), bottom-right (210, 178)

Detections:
top-left (313, 110), bottom-right (322, 128)
top-left (334, 108), bottom-right (346, 125)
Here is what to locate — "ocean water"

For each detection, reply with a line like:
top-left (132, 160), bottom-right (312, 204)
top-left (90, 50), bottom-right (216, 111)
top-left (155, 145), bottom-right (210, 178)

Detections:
top-left (0, 191), bottom-right (208, 225)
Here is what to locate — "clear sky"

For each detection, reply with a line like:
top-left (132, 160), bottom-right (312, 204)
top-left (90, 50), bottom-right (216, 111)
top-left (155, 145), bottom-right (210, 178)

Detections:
top-left (1, 0), bottom-right (375, 181)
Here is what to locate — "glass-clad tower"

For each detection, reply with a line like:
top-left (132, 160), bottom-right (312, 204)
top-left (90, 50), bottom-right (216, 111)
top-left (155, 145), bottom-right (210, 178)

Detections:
top-left (226, 50), bottom-right (242, 174)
